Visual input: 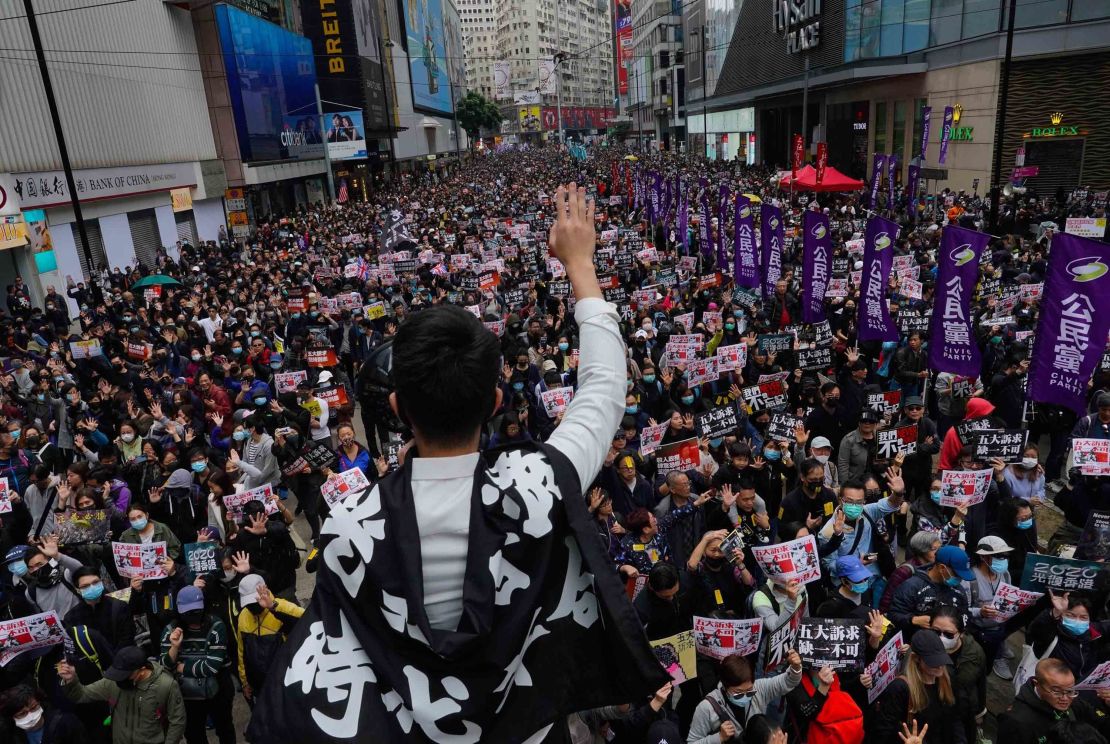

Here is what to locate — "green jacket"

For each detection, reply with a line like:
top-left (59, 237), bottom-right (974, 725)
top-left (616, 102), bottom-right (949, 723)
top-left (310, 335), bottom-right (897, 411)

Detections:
top-left (62, 661), bottom-right (186, 744)
top-left (118, 520), bottom-right (184, 562)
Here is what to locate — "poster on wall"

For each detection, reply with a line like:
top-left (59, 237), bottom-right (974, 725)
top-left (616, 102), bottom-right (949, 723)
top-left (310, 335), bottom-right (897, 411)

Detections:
top-left (615, 0), bottom-right (632, 95)
top-left (404, 0), bottom-right (453, 115)
top-left (324, 111), bottom-right (368, 160)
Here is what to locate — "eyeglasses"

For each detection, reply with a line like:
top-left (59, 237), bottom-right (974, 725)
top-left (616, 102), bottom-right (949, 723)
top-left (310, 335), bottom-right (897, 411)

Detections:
top-left (931, 629), bottom-right (959, 640)
top-left (1037, 682), bottom-right (1079, 699)
top-left (842, 498), bottom-right (866, 506)
top-left (906, 405), bottom-right (924, 411)
top-left (727, 688), bottom-right (757, 699)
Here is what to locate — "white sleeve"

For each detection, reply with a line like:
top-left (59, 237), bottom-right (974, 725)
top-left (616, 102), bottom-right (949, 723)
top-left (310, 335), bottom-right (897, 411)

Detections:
top-left (317, 398), bottom-right (330, 430)
top-left (548, 298), bottom-right (627, 489)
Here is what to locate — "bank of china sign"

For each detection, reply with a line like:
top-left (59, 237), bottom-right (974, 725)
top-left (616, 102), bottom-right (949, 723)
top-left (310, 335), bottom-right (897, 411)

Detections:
top-left (773, 0), bottom-right (821, 54)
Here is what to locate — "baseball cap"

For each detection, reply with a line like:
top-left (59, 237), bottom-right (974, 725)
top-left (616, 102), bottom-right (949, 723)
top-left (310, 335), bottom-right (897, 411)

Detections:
top-left (835, 555), bottom-right (872, 583)
top-left (910, 630), bottom-right (953, 667)
top-left (541, 360), bottom-right (557, 373)
top-left (810, 436), bottom-right (832, 450)
top-left (903, 395), bottom-right (924, 408)
top-left (239, 574), bottom-right (265, 605)
top-left (859, 408), bottom-right (882, 424)
top-left (1098, 392), bottom-right (1110, 408)
top-left (975, 536), bottom-right (1012, 556)
top-left (176, 586), bottom-right (205, 613)
top-left (102, 646), bottom-right (149, 682)
top-left (935, 545), bottom-right (974, 581)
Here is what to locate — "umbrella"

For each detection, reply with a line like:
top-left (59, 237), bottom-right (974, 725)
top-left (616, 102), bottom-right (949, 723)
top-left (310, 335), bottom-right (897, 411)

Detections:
top-left (131, 274), bottom-right (182, 290)
top-left (743, 193), bottom-right (762, 204)
top-left (623, 155), bottom-right (639, 161)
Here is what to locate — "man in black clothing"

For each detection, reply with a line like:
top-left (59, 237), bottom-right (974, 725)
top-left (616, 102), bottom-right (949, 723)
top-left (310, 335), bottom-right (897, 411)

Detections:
top-left (779, 458), bottom-right (838, 531)
top-left (804, 383), bottom-right (852, 458)
top-left (997, 658), bottom-right (1110, 744)
top-left (65, 567), bottom-right (135, 652)
top-left (633, 563), bottom-right (693, 641)
top-left (816, 555), bottom-right (876, 620)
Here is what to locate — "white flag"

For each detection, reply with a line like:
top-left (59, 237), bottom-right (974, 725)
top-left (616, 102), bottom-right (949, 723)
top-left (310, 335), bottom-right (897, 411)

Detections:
top-left (538, 59), bottom-right (556, 95)
top-left (494, 61), bottom-right (511, 99)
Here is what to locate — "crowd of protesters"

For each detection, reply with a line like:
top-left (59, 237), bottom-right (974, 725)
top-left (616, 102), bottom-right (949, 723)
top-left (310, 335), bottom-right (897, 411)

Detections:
top-left (0, 143), bottom-right (1108, 744)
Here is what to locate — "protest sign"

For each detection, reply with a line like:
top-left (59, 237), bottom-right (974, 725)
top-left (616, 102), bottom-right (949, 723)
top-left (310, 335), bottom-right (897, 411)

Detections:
top-left (639, 423), bottom-right (668, 456)
top-left (305, 349), bottom-right (338, 367)
top-left (54, 509), bottom-right (110, 545)
top-left (0, 477), bottom-right (8, 514)
top-left (650, 630), bottom-right (697, 683)
top-left (764, 602), bottom-right (807, 672)
top-left (877, 424), bottom-right (918, 459)
top-left (716, 344), bottom-right (747, 372)
top-left (686, 357), bottom-right (720, 387)
top-left (316, 383), bottom-right (350, 409)
top-left (866, 390), bottom-right (901, 417)
top-left (320, 467), bottom-right (373, 507)
top-left (540, 386), bottom-right (575, 417)
top-left (720, 529), bottom-right (746, 561)
top-left (973, 430), bottom-right (1026, 462)
top-left (757, 333), bottom-right (793, 355)
top-left (827, 278), bottom-right (849, 298)
top-left (866, 632), bottom-right (906, 703)
top-left (938, 469), bottom-right (993, 506)
top-left (1077, 510), bottom-right (1110, 560)
top-left (111, 541), bottom-right (168, 580)
top-left (69, 339), bottom-right (102, 359)
top-left (1076, 662), bottom-right (1110, 690)
top-left (1073, 438), bottom-right (1110, 476)
top-left (0, 611), bottom-right (64, 666)
top-left (751, 535), bottom-right (822, 585)
top-left (956, 416), bottom-right (1001, 442)
top-left (740, 380), bottom-right (788, 414)
top-left (1020, 553), bottom-right (1104, 594)
top-left (184, 542), bottom-right (220, 575)
top-left (990, 582), bottom-right (1043, 621)
top-left (798, 346), bottom-right (832, 371)
top-left (274, 370), bottom-right (308, 395)
top-left (796, 619), bottom-right (865, 671)
top-left (126, 341), bottom-right (153, 361)
top-left (758, 371), bottom-right (791, 385)
top-left (303, 443), bottom-right (339, 470)
top-left (695, 406), bottom-right (739, 440)
top-left (693, 617), bottom-right (763, 661)
top-left (222, 484), bottom-right (278, 523)
top-left (766, 413), bottom-right (802, 443)
top-left (656, 438), bottom-right (700, 476)
top-left (732, 287), bottom-right (760, 311)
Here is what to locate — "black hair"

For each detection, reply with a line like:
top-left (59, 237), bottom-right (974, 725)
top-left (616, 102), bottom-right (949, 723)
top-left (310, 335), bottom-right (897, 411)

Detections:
top-left (0, 683), bottom-right (42, 717)
top-left (930, 604), bottom-right (965, 632)
top-left (778, 521), bottom-right (806, 543)
top-left (72, 566), bottom-right (101, 585)
top-left (392, 305), bottom-right (501, 445)
top-left (742, 715), bottom-right (782, 744)
top-left (648, 562), bottom-right (679, 592)
top-left (841, 477), bottom-right (867, 496)
top-left (799, 458), bottom-right (824, 478)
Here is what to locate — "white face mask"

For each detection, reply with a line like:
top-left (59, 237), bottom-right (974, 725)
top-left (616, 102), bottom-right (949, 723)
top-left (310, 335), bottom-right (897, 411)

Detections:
top-left (1021, 457), bottom-right (1038, 469)
top-left (14, 706), bottom-right (43, 730)
top-left (938, 633), bottom-right (959, 651)
top-left (814, 454), bottom-right (829, 464)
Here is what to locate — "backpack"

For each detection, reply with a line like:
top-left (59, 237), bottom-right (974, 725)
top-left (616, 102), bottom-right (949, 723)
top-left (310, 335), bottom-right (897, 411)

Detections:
top-left (798, 674), bottom-right (864, 744)
top-left (743, 584), bottom-right (779, 619)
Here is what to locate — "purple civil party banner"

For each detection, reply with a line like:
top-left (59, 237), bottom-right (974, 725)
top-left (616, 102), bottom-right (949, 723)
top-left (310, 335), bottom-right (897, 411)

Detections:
top-left (678, 185), bottom-right (689, 254)
top-left (760, 203), bottom-right (783, 302)
top-left (857, 215), bottom-right (900, 342)
top-left (939, 106), bottom-right (954, 165)
top-left (717, 183), bottom-right (730, 270)
top-left (928, 225), bottom-right (991, 376)
top-left (920, 106), bottom-right (931, 159)
top-left (699, 187), bottom-right (713, 259)
top-left (907, 164), bottom-right (920, 209)
top-left (887, 154), bottom-right (898, 207)
top-left (662, 174), bottom-right (672, 219)
top-left (802, 210), bottom-right (831, 323)
top-left (733, 195), bottom-right (758, 288)
top-left (1027, 231), bottom-right (1110, 414)
top-left (649, 172), bottom-right (662, 226)
top-left (869, 153), bottom-right (886, 209)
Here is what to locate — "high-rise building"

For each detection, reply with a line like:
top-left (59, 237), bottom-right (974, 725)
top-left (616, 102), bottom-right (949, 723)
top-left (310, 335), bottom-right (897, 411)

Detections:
top-left (625, 0), bottom-right (684, 150)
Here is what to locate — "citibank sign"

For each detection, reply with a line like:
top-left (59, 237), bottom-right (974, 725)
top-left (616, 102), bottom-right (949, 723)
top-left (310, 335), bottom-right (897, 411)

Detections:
top-left (772, 0), bottom-right (821, 54)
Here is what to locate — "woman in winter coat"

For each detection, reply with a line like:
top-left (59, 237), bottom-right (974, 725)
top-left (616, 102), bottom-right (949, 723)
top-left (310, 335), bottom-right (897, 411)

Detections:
top-left (687, 652), bottom-right (802, 743)
top-left (931, 605), bottom-right (987, 744)
top-left (1028, 592), bottom-right (1108, 694)
top-left (872, 630), bottom-right (967, 744)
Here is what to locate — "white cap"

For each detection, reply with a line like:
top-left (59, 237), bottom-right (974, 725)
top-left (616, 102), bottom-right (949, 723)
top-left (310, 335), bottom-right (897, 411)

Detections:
top-left (975, 535), bottom-right (1012, 556)
top-left (810, 436), bottom-right (832, 450)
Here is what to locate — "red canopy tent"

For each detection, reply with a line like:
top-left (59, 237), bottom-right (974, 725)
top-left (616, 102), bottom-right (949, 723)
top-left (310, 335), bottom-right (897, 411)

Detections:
top-left (778, 164), bottom-right (865, 192)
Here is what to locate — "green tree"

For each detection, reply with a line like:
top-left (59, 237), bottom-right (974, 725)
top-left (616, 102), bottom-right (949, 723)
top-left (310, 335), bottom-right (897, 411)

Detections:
top-left (455, 91), bottom-right (503, 148)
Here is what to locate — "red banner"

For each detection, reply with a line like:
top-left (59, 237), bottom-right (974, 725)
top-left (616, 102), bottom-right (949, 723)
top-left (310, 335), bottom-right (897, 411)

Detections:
top-left (539, 107), bottom-right (613, 131)
top-left (816, 142), bottom-right (828, 184)
top-left (616, 7), bottom-right (632, 95)
top-left (792, 134), bottom-right (804, 177)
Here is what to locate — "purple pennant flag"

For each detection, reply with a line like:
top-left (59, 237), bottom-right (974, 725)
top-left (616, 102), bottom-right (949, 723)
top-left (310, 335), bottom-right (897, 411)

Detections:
top-left (662, 175), bottom-right (672, 220)
top-left (678, 185), bottom-right (689, 254)
top-left (802, 210), bottom-right (831, 323)
top-left (920, 106), bottom-right (931, 159)
top-left (717, 183), bottom-right (730, 270)
top-left (887, 154), bottom-right (898, 207)
top-left (907, 164), bottom-right (921, 211)
top-left (857, 215), bottom-right (901, 342)
top-left (650, 173), bottom-right (662, 226)
top-left (733, 195), bottom-right (758, 288)
top-left (760, 203), bottom-right (783, 302)
top-left (1027, 232), bottom-right (1110, 414)
top-left (699, 187), bottom-right (713, 259)
top-left (928, 225), bottom-right (991, 377)
top-left (869, 153), bottom-right (886, 209)
top-left (939, 106), bottom-right (954, 165)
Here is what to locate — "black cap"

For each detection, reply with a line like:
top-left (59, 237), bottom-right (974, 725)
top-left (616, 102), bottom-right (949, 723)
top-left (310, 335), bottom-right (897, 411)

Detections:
top-left (910, 630), bottom-right (953, 668)
top-left (103, 646), bottom-right (148, 682)
top-left (859, 408), bottom-right (882, 424)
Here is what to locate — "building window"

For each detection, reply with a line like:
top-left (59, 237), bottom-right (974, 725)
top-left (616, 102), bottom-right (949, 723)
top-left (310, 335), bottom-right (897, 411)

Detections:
top-left (860, 0), bottom-right (881, 58)
top-left (845, 0), bottom-right (862, 61)
top-left (874, 101), bottom-right (888, 154)
top-left (903, 0), bottom-right (929, 51)
top-left (1016, 0), bottom-right (1066, 27)
top-left (892, 100), bottom-right (907, 161)
top-left (962, 0), bottom-right (1000, 36)
top-left (930, 0), bottom-right (961, 45)
top-left (1073, 0), bottom-right (1110, 20)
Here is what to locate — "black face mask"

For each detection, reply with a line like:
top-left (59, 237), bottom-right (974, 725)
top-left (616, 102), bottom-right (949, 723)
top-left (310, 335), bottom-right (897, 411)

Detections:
top-left (704, 556), bottom-right (725, 571)
top-left (824, 397), bottom-right (840, 407)
top-left (182, 610), bottom-right (205, 628)
top-left (117, 679), bottom-right (136, 690)
top-left (245, 602), bottom-right (263, 615)
top-left (31, 562), bottom-right (60, 587)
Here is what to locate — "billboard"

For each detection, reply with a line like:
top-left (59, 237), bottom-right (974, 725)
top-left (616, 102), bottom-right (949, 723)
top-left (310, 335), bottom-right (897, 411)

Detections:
top-left (519, 106), bottom-right (541, 132)
top-left (215, 4), bottom-right (319, 163)
top-left (324, 111), bottom-right (369, 160)
top-left (615, 0), bottom-right (632, 95)
top-left (540, 107), bottom-right (613, 130)
top-left (404, 0), bottom-right (453, 115)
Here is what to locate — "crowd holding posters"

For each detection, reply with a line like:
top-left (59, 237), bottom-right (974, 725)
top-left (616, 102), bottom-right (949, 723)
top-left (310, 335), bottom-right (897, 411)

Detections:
top-left (1076, 510), bottom-right (1110, 560)
top-left (184, 542), bottom-right (221, 575)
top-left (764, 603), bottom-right (807, 673)
top-left (540, 386), bottom-right (575, 417)
top-left (639, 423), bottom-right (668, 455)
top-left (693, 616), bottom-right (763, 661)
top-left (739, 380), bottom-right (788, 414)
top-left (716, 343), bottom-right (747, 371)
top-left (320, 467), bottom-right (372, 507)
top-left (1076, 661), bottom-right (1110, 691)
top-left (1020, 552), bottom-right (1104, 594)
top-left (0, 478), bottom-right (9, 514)
top-left (222, 484), bottom-right (279, 522)
top-left (876, 424), bottom-right (918, 459)
top-left (695, 406), bottom-right (739, 440)
top-left (766, 413), bottom-right (802, 443)
top-left (111, 541), bottom-right (168, 580)
top-left (656, 437), bottom-right (700, 476)
top-left (274, 370), bottom-right (308, 395)
top-left (1072, 438), bottom-right (1110, 476)
top-left (796, 619), bottom-right (866, 671)
top-left (0, 611), bottom-right (65, 666)
top-left (54, 509), bottom-right (111, 545)
top-left (989, 583), bottom-right (1044, 621)
top-left (866, 632), bottom-right (906, 703)
top-left (973, 430), bottom-right (1026, 462)
top-left (750, 535), bottom-right (822, 584)
top-left (650, 630), bottom-right (697, 683)
top-left (938, 469), bottom-right (993, 506)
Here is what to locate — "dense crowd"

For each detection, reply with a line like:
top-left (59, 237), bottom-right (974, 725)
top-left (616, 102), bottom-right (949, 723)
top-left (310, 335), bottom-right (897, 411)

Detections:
top-left (0, 145), bottom-right (1108, 744)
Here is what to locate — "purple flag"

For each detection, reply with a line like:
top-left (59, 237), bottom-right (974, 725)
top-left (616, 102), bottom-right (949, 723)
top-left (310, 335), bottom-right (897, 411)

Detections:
top-left (760, 203), bottom-right (783, 302)
top-left (699, 187), bottom-right (713, 259)
top-left (857, 215), bottom-right (900, 342)
top-left (1027, 232), bottom-right (1110, 414)
top-left (733, 195), bottom-right (758, 288)
top-left (650, 173), bottom-right (663, 226)
top-left (907, 164), bottom-right (920, 211)
top-left (869, 153), bottom-right (886, 209)
top-left (717, 183), bottom-right (730, 270)
top-left (662, 175), bottom-right (672, 220)
top-left (677, 184), bottom-right (689, 254)
top-left (928, 225), bottom-right (991, 376)
top-left (939, 106), bottom-right (954, 165)
top-left (887, 154), bottom-right (898, 207)
top-left (802, 210), bottom-right (831, 323)
top-left (920, 106), bottom-right (931, 159)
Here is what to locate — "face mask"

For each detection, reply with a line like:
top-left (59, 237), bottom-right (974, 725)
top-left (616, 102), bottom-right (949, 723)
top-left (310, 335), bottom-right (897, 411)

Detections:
top-left (7, 429), bottom-right (19, 442)
top-left (725, 323), bottom-right (735, 331)
top-left (14, 706), bottom-right (43, 731)
top-left (1062, 617), bottom-right (1090, 636)
top-left (625, 405), bottom-right (639, 415)
top-left (681, 395), bottom-right (695, 405)
top-left (120, 433), bottom-right (135, 443)
top-left (843, 503), bottom-right (864, 520)
top-left (36, 393), bottom-right (44, 402)
top-left (825, 397), bottom-right (840, 407)
top-left (32, 562), bottom-right (59, 586)
top-left (814, 454), bottom-right (829, 464)
top-left (223, 569), bottom-right (237, 582)
top-left (191, 354), bottom-right (202, 362)
top-left (728, 692), bottom-right (752, 708)
top-left (944, 573), bottom-right (962, 588)
top-left (643, 374), bottom-right (655, 384)
top-left (1017, 518), bottom-right (1034, 530)
top-left (117, 679), bottom-right (136, 690)
top-left (989, 557), bottom-right (1008, 574)
top-left (990, 335), bottom-right (1002, 344)
top-left (291, 313), bottom-right (301, 319)
top-left (232, 347), bottom-right (243, 355)
top-left (9, 560), bottom-right (27, 577)
top-left (512, 382), bottom-right (524, 392)
top-left (254, 397), bottom-right (268, 406)
top-left (1021, 457), bottom-right (1038, 469)
top-left (939, 633), bottom-right (959, 651)
top-left (849, 579), bottom-right (870, 594)
top-left (130, 517), bottom-right (148, 531)
top-left (558, 342), bottom-right (569, 352)
top-left (930, 490), bottom-right (943, 504)
top-left (183, 610), bottom-right (205, 627)
top-left (251, 331), bottom-right (261, 337)
top-left (192, 461), bottom-right (207, 473)
top-left (764, 449), bottom-right (781, 461)
top-left (81, 583), bottom-right (105, 602)
top-left (710, 437), bottom-right (724, 448)
top-left (25, 435), bottom-right (40, 448)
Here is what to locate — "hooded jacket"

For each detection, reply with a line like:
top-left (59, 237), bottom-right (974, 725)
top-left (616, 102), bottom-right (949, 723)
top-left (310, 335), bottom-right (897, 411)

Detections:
top-left (938, 398), bottom-right (997, 470)
top-left (997, 678), bottom-right (1110, 744)
top-left (61, 661), bottom-right (186, 744)
top-left (1027, 607), bottom-right (1109, 683)
top-left (687, 665), bottom-right (802, 744)
top-left (888, 565), bottom-right (970, 638)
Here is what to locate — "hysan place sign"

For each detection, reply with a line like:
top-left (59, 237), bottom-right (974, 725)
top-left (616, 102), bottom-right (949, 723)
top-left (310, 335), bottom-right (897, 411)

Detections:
top-left (772, 0), bottom-right (821, 54)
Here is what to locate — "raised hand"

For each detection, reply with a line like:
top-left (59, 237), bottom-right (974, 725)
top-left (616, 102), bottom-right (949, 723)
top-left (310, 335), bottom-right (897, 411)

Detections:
top-left (232, 551), bottom-right (251, 574)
